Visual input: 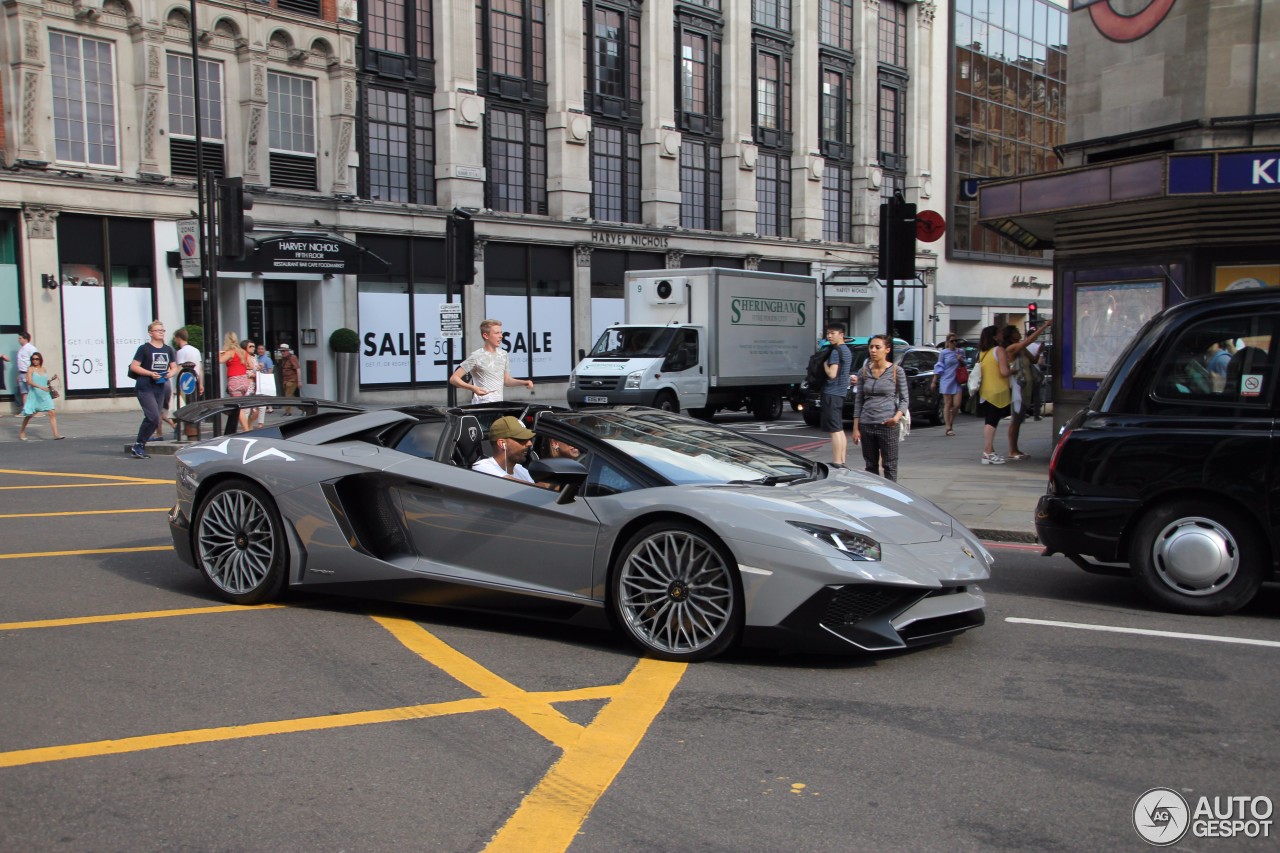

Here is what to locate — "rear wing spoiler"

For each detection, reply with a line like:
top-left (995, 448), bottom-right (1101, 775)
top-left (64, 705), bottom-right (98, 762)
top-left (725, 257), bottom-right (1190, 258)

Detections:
top-left (173, 395), bottom-right (363, 424)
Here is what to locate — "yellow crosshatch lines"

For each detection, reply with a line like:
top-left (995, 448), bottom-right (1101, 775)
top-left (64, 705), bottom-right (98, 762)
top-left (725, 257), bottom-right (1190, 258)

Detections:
top-left (0, 468), bottom-right (169, 489)
top-left (0, 606), bottom-right (688, 853)
top-left (0, 603), bottom-right (284, 632)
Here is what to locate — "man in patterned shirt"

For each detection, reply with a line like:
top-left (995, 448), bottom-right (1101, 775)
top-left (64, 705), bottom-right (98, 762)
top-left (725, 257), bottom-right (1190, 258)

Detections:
top-left (449, 319), bottom-right (534, 403)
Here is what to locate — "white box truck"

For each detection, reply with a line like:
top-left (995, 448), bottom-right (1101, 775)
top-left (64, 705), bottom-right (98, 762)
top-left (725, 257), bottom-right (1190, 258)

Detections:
top-left (567, 268), bottom-right (817, 420)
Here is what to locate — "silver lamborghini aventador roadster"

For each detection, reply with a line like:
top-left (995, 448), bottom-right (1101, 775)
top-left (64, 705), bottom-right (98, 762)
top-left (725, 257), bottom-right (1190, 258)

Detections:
top-left (169, 399), bottom-right (991, 661)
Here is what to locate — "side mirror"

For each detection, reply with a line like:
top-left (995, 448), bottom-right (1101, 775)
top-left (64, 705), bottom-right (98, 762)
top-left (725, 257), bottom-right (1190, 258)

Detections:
top-left (528, 457), bottom-right (589, 503)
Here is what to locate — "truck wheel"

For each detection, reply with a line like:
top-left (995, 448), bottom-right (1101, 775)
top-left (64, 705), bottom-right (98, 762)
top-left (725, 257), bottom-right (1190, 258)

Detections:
top-left (751, 393), bottom-right (783, 421)
top-left (653, 391), bottom-right (679, 413)
top-left (1130, 500), bottom-right (1265, 615)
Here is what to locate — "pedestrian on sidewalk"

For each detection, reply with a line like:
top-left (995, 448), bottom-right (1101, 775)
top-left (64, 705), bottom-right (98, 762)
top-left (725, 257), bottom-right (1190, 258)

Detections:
top-left (1001, 320), bottom-right (1052, 460)
top-left (449, 319), bottom-right (534, 403)
top-left (219, 331), bottom-right (252, 434)
top-left (172, 328), bottom-right (204, 441)
top-left (931, 333), bottom-right (964, 437)
top-left (241, 340), bottom-right (264, 429)
top-left (18, 353), bottom-right (64, 441)
top-left (278, 343), bottom-right (300, 415)
top-left (851, 334), bottom-right (909, 481)
top-left (16, 330), bottom-right (36, 411)
top-left (976, 324), bottom-right (1012, 465)
top-left (128, 320), bottom-right (178, 459)
top-left (820, 323), bottom-right (853, 468)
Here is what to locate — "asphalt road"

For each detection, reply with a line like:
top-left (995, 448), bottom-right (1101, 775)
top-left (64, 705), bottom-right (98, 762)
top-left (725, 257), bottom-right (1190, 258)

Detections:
top-left (2, 435), bottom-right (1277, 852)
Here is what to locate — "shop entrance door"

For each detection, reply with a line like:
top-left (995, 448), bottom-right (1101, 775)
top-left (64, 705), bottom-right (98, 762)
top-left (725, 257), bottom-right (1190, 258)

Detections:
top-left (264, 282), bottom-right (298, 354)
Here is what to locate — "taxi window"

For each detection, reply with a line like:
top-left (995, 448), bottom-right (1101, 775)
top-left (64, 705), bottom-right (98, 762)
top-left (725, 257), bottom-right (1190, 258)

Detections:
top-left (1151, 315), bottom-right (1276, 406)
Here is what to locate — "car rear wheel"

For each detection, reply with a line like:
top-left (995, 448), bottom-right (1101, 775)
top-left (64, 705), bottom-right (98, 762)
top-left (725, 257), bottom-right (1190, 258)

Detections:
top-left (610, 521), bottom-right (742, 662)
top-left (1130, 500), bottom-right (1265, 615)
top-left (193, 479), bottom-right (288, 605)
top-left (930, 393), bottom-right (945, 426)
top-left (802, 407), bottom-right (821, 428)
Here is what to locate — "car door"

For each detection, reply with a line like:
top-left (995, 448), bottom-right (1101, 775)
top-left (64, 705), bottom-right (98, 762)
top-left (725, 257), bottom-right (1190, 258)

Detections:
top-left (663, 327), bottom-right (708, 409)
top-left (386, 453), bottom-right (603, 601)
top-left (899, 349), bottom-right (938, 419)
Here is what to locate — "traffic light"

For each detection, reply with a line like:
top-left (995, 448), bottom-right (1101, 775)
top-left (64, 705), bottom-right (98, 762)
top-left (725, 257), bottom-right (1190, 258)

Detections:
top-left (1028, 302), bottom-right (1039, 324)
top-left (448, 209), bottom-right (475, 285)
top-left (217, 177), bottom-right (255, 262)
top-left (877, 195), bottom-right (918, 281)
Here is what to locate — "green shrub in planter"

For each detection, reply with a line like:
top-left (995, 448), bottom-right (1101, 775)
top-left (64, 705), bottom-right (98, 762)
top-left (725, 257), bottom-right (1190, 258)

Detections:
top-left (329, 328), bottom-right (360, 353)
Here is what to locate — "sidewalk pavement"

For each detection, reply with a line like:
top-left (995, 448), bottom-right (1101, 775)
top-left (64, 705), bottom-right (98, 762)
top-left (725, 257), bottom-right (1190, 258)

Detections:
top-left (0, 403), bottom-right (1052, 543)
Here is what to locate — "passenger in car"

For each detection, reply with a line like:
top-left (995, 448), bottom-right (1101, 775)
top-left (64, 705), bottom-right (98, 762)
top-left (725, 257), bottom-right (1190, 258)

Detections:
top-left (472, 415), bottom-right (536, 483)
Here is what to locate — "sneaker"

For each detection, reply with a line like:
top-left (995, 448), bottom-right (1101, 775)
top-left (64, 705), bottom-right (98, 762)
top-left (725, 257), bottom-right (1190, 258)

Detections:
top-left (981, 452), bottom-right (1006, 465)
top-left (130, 443), bottom-right (150, 459)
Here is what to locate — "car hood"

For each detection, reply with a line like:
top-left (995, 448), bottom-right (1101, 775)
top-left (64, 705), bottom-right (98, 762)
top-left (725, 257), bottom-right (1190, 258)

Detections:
top-left (708, 469), bottom-right (959, 546)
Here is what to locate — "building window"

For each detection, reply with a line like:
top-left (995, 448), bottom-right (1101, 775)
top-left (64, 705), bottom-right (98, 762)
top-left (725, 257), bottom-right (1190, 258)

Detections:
top-left (754, 49), bottom-right (790, 134)
top-left (585, 2), bottom-right (641, 117)
top-left (49, 32), bottom-right (118, 168)
top-left (820, 65), bottom-right (854, 161)
top-left (756, 152), bottom-right (790, 238)
top-left (477, 0), bottom-right (546, 91)
top-left (167, 54), bottom-right (223, 179)
top-left (820, 0), bottom-right (854, 52)
top-left (487, 107), bottom-right (547, 214)
top-left (680, 139), bottom-right (721, 231)
top-left (878, 79), bottom-right (906, 171)
top-left (952, 0), bottom-right (1066, 261)
top-left (485, 243), bottom-right (574, 380)
top-left (364, 87), bottom-right (435, 204)
top-left (591, 125), bottom-right (641, 223)
top-left (681, 31), bottom-right (709, 116)
top-left (822, 166), bottom-right (853, 243)
top-left (752, 0), bottom-right (789, 31)
top-left (268, 72), bottom-right (317, 190)
top-left (879, 0), bottom-right (907, 68)
top-left (355, 234), bottom-right (448, 387)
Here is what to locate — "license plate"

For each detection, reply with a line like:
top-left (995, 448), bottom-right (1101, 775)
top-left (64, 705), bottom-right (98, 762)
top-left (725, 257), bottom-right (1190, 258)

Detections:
top-left (584, 396), bottom-right (609, 404)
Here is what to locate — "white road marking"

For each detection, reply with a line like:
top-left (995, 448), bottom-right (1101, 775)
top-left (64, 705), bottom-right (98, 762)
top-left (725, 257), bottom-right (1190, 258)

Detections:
top-left (1006, 617), bottom-right (1280, 648)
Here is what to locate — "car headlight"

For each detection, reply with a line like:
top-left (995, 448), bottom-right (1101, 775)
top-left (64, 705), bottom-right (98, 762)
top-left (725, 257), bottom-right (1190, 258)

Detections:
top-left (624, 370), bottom-right (644, 390)
top-left (788, 521), bottom-right (881, 561)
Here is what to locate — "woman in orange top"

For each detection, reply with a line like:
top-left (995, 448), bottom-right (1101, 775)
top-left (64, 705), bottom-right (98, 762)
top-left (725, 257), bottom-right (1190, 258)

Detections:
top-left (219, 331), bottom-right (251, 433)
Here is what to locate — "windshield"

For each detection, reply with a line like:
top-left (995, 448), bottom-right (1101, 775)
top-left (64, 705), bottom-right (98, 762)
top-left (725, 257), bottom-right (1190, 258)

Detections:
top-left (589, 327), bottom-right (677, 359)
top-left (552, 409), bottom-right (813, 485)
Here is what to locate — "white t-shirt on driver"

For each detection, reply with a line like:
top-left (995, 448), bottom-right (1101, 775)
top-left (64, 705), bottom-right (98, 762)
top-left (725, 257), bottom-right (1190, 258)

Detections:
top-left (472, 455), bottom-right (533, 482)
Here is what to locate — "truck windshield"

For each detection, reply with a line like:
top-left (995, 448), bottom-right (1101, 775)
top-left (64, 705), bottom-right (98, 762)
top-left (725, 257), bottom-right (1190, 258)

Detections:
top-left (588, 327), bottom-right (677, 359)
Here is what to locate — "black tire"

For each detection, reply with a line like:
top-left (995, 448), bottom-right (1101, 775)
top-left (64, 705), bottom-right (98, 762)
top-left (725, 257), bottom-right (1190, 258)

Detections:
top-left (1130, 500), bottom-right (1265, 615)
top-left (751, 393), bottom-right (783, 421)
top-left (610, 521), bottom-right (743, 662)
top-left (689, 405), bottom-right (716, 421)
top-left (193, 479), bottom-right (288, 605)
top-left (653, 391), bottom-right (679, 413)
top-left (802, 407), bottom-right (821, 428)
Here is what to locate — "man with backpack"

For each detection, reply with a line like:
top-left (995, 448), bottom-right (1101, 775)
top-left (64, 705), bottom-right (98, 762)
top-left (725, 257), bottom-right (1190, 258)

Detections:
top-left (819, 323), bottom-right (853, 469)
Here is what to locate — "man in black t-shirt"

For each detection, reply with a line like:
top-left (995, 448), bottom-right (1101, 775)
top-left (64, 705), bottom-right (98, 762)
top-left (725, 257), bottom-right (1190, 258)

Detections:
top-left (127, 320), bottom-right (178, 459)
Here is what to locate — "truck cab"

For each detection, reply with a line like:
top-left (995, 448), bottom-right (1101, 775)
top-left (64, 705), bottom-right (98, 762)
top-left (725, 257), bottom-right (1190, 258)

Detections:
top-left (568, 324), bottom-right (706, 413)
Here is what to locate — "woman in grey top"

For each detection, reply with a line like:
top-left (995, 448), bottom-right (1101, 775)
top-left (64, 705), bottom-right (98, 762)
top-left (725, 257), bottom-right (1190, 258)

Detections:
top-left (851, 335), bottom-right (910, 481)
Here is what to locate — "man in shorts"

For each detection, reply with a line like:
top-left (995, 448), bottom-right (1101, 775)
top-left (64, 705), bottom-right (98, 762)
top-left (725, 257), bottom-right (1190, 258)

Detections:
top-left (821, 323), bottom-right (853, 469)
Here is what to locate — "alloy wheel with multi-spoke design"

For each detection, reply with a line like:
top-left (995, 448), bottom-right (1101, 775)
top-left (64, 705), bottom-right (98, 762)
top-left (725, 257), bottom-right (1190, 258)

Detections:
top-left (612, 522), bottom-right (741, 661)
top-left (194, 480), bottom-right (286, 604)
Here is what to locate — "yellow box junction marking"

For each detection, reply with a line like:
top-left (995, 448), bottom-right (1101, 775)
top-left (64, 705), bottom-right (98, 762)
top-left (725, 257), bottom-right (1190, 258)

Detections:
top-left (0, 606), bottom-right (688, 853)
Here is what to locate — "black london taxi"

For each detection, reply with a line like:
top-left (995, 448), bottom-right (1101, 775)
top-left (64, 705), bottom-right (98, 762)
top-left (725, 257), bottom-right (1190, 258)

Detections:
top-left (1036, 288), bottom-right (1279, 615)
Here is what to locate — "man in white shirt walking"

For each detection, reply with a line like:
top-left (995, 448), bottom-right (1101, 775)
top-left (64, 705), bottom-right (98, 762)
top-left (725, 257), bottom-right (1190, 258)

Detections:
top-left (449, 319), bottom-right (534, 403)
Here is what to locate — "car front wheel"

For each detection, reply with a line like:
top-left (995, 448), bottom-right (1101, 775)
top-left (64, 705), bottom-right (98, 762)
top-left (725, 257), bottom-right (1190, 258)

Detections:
top-left (610, 521), bottom-right (742, 661)
top-left (1130, 500), bottom-right (1265, 615)
top-left (193, 479), bottom-right (288, 605)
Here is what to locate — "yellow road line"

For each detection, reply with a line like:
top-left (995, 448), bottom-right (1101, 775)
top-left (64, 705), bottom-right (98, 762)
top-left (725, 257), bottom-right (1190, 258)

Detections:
top-left (483, 658), bottom-right (686, 853)
top-left (0, 697), bottom-right (501, 769)
top-left (0, 545), bottom-right (172, 560)
top-left (374, 615), bottom-right (587, 747)
top-left (0, 508), bottom-right (168, 519)
top-left (0, 603), bottom-right (283, 632)
top-left (0, 469), bottom-right (169, 483)
top-left (0, 482), bottom-right (168, 490)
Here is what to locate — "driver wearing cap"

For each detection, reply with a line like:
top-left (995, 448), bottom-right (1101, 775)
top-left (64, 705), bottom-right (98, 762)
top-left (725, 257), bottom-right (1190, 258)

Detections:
top-left (473, 415), bottom-right (536, 483)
